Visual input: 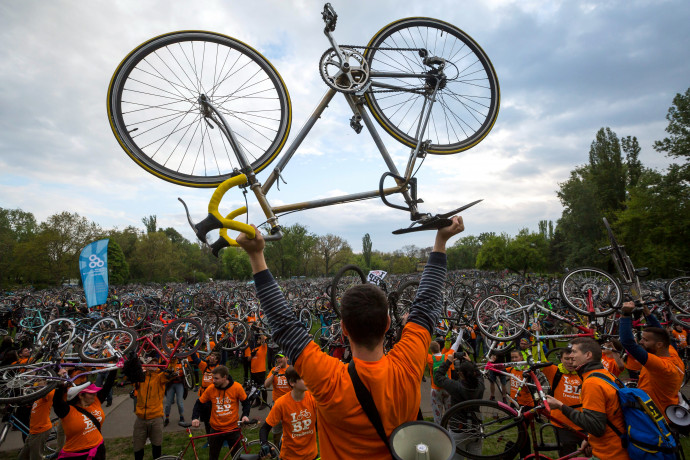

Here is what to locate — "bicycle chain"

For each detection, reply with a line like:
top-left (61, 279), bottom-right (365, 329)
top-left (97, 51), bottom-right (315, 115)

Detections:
top-left (337, 45), bottom-right (429, 94)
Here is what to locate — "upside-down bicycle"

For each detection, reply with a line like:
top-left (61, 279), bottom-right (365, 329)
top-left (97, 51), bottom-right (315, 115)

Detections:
top-left (107, 3), bottom-right (499, 250)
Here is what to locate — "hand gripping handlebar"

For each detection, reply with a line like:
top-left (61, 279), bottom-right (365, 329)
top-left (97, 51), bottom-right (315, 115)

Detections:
top-left (179, 174), bottom-right (256, 250)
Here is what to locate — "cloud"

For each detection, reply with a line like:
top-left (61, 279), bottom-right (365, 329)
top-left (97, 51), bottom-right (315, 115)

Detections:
top-left (1, 0), bottom-right (688, 253)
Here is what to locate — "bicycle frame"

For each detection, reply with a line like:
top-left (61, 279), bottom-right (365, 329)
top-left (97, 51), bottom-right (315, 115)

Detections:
top-left (174, 424), bottom-right (253, 460)
top-left (182, 13), bottom-right (455, 247)
top-left (482, 363), bottom-right (588, 460)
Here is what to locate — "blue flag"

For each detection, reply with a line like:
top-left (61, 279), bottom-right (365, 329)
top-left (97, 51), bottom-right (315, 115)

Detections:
top-left (79, 239), bottom-right (109, 308)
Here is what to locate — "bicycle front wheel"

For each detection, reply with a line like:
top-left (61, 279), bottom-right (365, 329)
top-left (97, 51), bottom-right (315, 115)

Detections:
top-left (160, 318), bottom-right (203, 358)
top-left (474, 295), bottom-right (526, 341)
top-left (79, 328), bottom-right (139, 362)
top-left (559, 267), bottom-right (622, 317)
top-left (330, 264), bottom-right (367, 318)
top-left (108, 31), bottom-right (292, 188)
top-left (364, 18), bottom-right (499, 154)
top-left (0, 364), bottom-right (59, 404)
top-left (441, 400), bottom-right (526, 460)
top-left (215, 318), bottom-right (249, 352)
top-left (231, 440), bottom-right (279, 460)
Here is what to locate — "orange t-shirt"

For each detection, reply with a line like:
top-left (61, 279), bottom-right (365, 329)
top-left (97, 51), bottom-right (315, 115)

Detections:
top-left (581, 369), bottom-right (629, 460)
top-left (294, 321), bottom-right (430, 459)
top-left (198, 361), bottom-right (218, 396)
top-left (61, 401), bottom-right (105, 452)
top-left (625, 354), bottom-right (643, 372)
top-left (638, 353), bottom-right (684, 420)
top-left (250, 343), bottom-right (267, 373)
top-left (672, 330), bottom-right (688, 348)
top-left (541, 366), bottom-right (581, 431)
top-left (601, 355), bottom-right (623, 377)
top-left (265, 391), bottom-right (318, 460)
top-left (198, 382), bottom-right (247, 431)
top-left (30, 389), bottom-right (55, 434)
top-left (269, 366), bottom-right (291, 402)
top-left (507, 367), bottom-right (534, 408)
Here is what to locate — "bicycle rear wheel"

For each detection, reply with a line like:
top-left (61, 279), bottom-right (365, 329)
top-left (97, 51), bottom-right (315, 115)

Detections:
top-left (330, 264), bottom-right (367, 318)
top-left (474, 295), bottom-right (526, 341)
top-left (559, 267), bottom-right (621, 317)
top-left (364, 18), bottom-right (499, 154)
top-left (79, 328), bottom-right (138, 362)
top-left (0, 364), bottom-right (58, 404)
top-left (231, 440), bottom-right (279, 460)
top-left (107, 31), bottom-right (292, 188)
top-left (667, 276), bottom-right (690, 313)
top-left (440, 399), bottom-right (526, 459)
top-left (160, 318), bottom-right (203, 358)
top-left (215, 318), bottom-right (249, 351)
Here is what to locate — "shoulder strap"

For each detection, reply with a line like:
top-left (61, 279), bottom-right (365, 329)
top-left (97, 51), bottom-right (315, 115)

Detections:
top-left (548, 369), bottom-right (562, 397)
top-left (73, 405), bottom-right (102, 432)
top-left (585, 372), bottom-right (624, 437)
top-left (347, 361), bottom-right (391, 454)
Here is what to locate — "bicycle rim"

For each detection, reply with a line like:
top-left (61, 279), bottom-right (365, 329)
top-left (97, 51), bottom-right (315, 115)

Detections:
top-left (364, 18), bottom-right (499, 154)
top-left (108, 31), bottom-right (291, 187)
top-left (559, 267), bottom-right (621, 316)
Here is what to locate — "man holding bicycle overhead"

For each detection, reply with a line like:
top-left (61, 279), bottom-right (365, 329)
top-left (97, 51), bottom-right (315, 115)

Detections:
top-left (618, 301), bottom-right (685, 420)
top-left (237, 216), bottom-right (465, 459)
top-left (191, 365), bottom-right (251, 460)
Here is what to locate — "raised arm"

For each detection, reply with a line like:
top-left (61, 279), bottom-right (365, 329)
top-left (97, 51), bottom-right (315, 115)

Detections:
top-left (619, 302), bottom-right (648, 365)
top-left (237, 227), bottom-right (312, 365)
top-left (407, 217), bottom-right (465, 334)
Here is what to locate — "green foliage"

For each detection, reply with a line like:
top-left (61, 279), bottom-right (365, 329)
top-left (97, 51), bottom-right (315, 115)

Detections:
top-left (362, 233), bottom-right (372, 268)
top-left (654, 87), bottom-right (690, 164)
top-left (476, 233), bottom-right (509, 271)
top-left (263, 224), bottom-right (318, 278)
top-left (447, 235), bottom-right (481, 270)
top-left (141, 215), bottom-right (157, 234)
top-left (107, 240), bottom-right (129, 285)
top-left (504, 229), bottom-right (548, 278)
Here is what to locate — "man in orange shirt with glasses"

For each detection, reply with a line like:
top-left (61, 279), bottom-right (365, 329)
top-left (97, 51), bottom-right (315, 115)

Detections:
top-left (237, 216), bottom-right (464, 459)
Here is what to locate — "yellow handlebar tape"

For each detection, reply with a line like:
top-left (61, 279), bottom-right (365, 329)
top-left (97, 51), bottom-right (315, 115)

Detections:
top-left (207, 174), bottom-right (256, 242)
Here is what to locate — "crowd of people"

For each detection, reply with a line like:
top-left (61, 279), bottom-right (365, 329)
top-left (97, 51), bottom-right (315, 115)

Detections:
top-left (4, 215), bottom-right (688, 459)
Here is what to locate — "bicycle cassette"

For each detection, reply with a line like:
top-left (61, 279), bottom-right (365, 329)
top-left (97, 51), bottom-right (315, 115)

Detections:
top-left (319, 47), bottom-right (370, 93)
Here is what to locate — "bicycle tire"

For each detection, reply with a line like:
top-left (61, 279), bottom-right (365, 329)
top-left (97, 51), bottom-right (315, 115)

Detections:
top-left (182, 360), bottom-right (194, 389)
top-left (231, 439), bottom-right (279, 460)
top-left (559, 267), bottom-right (621, 317)
top-left (0, 364), bottom-right (59, 404)
top-left (393, 280), bottom-right (420, 324)
top-left (603, 217), bottom-right (633, 284)
top-left (298, 307), bottom-right (313, 332)
top-left (667, 276), bottom-right (690, 313)
top-left (87, 317), bottom-right (119, 338)
top-left (215, 318), bottom-right (249, 352)
top-left (36, 318), bottom-right (76, 351)
top-left (118, 298), bottom-right (148, 328)
top-left (440, 399), bottom-right (526, 459)
top-left (364, 18), bottom-right (499, 154)
top-left (78, 328), bottom-right (139, 363)
top-left (330, 264), bottom-right (367, 318)
top-left (160, 318), bottom-right (203, 358)
top-left (474, 294), bottom-right (526, 342)
top-left (108, 31), bottom-right (292, 188)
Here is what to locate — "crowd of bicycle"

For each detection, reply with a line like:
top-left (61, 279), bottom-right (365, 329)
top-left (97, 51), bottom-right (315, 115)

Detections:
top-left (1, 250), bottom-right (689, 459)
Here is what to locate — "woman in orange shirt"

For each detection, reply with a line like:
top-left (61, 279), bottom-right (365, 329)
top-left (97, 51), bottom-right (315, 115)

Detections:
top-left (52, 370), bottom-right (117, 460)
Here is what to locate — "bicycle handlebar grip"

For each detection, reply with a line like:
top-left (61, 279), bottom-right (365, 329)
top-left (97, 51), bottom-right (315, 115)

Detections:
top-left (207, 175), bottom-right (256, 239)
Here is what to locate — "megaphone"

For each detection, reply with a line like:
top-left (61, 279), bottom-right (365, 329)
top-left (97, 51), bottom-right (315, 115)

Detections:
top-left (666, 404), bottom-right (690, 434)
top-left (389, 421), bottom-right (456, 460)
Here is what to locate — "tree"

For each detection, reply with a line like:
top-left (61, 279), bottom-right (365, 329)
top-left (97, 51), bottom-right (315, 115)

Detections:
top-left (447, 235), bottom-right (481, 270)
top-left (221, 247), bottom-right (252, 279)
top-left (317, 234), bottom-right (352, 275)
top-left (128, 232), bottom-right (185, 282)
top-left (107, 240), bottom-right (129, 285)
top-left (162, 227), bottom-right (188, 245)
top-left (362, 233), bottom-right (372, 268)
top-left (588, 127), bottom-right (626, 219)
top-left (503, 229), bottom-right (548, 278)
top-left (142, 215), bottom-right (157, 234)
top-left (654, 87), bottom-right (690, 166)
top-left (621, 135), bottom-right (642, 188)
top-left (476, 234), bottom-right (509, 271)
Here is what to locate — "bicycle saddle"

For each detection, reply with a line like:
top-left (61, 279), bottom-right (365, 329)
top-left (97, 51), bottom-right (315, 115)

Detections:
top-left (392, 199), bottom-right (483, 234)
top-left (178, 421), bottom-right (192, 428)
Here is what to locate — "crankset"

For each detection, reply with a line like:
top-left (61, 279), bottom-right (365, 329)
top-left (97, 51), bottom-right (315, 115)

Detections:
top-left (392, 199), bottom-right (483, 235)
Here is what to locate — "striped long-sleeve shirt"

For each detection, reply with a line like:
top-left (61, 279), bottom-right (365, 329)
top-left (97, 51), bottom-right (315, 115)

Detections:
top-left (253, 252), bottom-right (447, 364)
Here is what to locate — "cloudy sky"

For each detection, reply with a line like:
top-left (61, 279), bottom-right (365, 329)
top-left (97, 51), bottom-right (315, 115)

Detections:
top-left (1, 0), bottom-right (688, 253)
